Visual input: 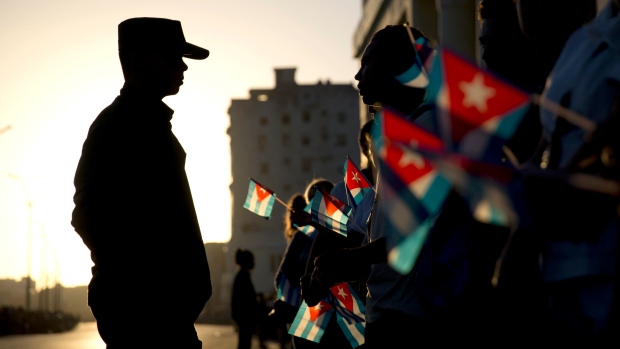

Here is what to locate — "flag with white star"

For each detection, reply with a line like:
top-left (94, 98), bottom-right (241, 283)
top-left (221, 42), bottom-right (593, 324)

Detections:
top-left (311, 187), bottom-right (352, 236)
top-left (330, 283), bottom-right (366, 348)
top-left (424, 48), bottom-right (531, 165)
top-left (288, 300), bottom-right (334, 343)
top-left (344, 156), bottom-right (373, 209)
top-left (243, 178), bottom-right (276, 219)
top-left (378, 142), bottom-right (452, 274)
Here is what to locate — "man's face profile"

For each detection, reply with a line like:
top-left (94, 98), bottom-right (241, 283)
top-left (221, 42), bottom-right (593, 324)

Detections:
top-left (133, 49), bottom-right (188, 97)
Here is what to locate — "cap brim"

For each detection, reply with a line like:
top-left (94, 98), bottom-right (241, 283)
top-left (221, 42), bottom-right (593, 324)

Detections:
top-left (184, 42), bottom-right (209, 60)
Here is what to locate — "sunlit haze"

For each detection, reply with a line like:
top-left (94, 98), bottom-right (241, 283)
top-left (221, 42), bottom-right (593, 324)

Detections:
top-left (0, 0), bottom-right (361, 287)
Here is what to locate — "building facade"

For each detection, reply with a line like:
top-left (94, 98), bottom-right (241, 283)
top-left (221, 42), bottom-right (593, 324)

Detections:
top-left (224, 68), bottom-right (361, 312)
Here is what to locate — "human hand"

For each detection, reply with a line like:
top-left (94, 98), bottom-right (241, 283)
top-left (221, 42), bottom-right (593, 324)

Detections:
top-left (290, 209), bottom-right (312, 228)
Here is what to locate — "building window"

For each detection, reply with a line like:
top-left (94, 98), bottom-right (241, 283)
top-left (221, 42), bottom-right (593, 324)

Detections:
top-left (301, 157), bottom-right (312, 172)
top-left (258, 135), bottom-right (266, 152)
top-left (320, 127), bottom-right (329, 141)
top-left (282, 134), bottom-right (291, 147)
top-left (335, 134), bottom-right (347, 147)
top-left (260, 162), bottom-right (269, 174)
top-left (301, 136), bottom-right (310, 146)
top-left (303, 112), bottom-right (311, 123)
top-left (337, 112), bottom-right (346, 124)
top-left (321, 110), bottom-right (327, 117)
top-left (259, 117), bottom-right (268, 126)
top-left (282, 113), bottom-right (290, 125)
top-left (283, 184), bottom-right (291, 192)
top-left (283, 157), bottom-right (291, 166)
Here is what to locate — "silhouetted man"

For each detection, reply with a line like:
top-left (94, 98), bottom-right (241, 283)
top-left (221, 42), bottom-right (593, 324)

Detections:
top-left (71, 17), bottom-right (212, 348)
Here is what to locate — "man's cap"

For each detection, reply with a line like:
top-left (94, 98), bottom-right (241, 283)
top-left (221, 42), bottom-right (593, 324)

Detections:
top-left (118, 17), bottom-right (209, 60)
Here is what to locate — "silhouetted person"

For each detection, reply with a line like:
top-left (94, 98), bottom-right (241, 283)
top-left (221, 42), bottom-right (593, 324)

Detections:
top-left (70, 17), bottom-right (212, 349)
top-left (295, 25), bottom-right (430, 349)
top-left (232, 248), bottom-right (258, 349)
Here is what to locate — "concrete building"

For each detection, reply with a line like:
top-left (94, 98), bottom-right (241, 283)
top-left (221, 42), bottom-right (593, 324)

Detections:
top-left (225, 67), bottom-right (361, 313)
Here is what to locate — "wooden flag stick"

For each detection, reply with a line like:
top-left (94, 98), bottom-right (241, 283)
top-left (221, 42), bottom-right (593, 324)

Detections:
top-left (531, 94), bottom-right (597, 133)
top-left (274, 195), bottom-right (294, 212)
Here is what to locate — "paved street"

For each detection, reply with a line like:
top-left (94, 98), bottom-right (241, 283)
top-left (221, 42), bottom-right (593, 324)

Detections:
top-left (0, 322), bottom-right (283, 349)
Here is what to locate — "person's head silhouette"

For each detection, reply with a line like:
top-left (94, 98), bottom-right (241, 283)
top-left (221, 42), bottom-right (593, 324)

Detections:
top-left (355, 24), bottom-right (427, 116)
top-left (117, 17), bottom-right (209, 99)
top-left (235, 248), bottom-right (255, 271)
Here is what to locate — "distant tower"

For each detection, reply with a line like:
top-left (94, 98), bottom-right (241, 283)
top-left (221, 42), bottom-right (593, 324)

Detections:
top-left (225, 67), bottom-right (360, 309)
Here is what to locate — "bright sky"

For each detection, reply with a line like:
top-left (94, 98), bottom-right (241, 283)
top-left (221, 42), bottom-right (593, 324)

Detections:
top-left (0, 0), bottom-right (362, 288)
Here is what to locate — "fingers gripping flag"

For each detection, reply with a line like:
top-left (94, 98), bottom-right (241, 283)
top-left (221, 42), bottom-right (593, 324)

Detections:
top-left (243, 178), bottom-right (276, 219)
top-left (311, 188), bottom-right (353, 236)
top-left (330, 283), bottom-right (366, 348)
top-left (344, 156), bottom-right (373, 209)
top-left (288, 300), bottom-right (334, 343)
top-left (293, 199), bottom-right (317, 238)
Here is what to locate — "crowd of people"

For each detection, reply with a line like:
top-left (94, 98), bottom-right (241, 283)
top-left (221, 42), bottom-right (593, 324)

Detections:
top-left (69, 1), bottom-right (620, 348)
top-left (260, 0), bottom-right (620, 348)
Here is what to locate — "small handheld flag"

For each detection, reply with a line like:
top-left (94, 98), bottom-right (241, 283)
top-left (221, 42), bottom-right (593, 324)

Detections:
top-left (293, 199), bottom-right (317, 238)
top-left (330, 283), bottom-right (366, 348)
top-left (288, 300), bottom-right (334, 343)
top-left (344, 156), bottom-right (373, 209)
top-left (243, 178), bottom-right (276, 219)
top-left (424, 48), bottom-right (531, 164)
top-left (311, 187), bottom-right (352, 236)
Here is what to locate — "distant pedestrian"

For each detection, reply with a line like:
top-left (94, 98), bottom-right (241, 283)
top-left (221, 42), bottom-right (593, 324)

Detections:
top-left (232, 248), bottom-right (259, 349)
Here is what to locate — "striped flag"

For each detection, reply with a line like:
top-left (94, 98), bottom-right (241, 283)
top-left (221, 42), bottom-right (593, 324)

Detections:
top-left (288, 300), bottom-right (334, 343)
top-left (276, 271), bottom-right (301, 308)
top-left (395, 36), bottom-right (436, 88)
top-left (424, 48), bottom-right (531, 165)
top-left (344, 156), bottom-right (373, 209)
top-left (243, 178), bottom-right (276, 219)
top-left (293, 199), bottom-right (317, 238)
top-left (311, 187), bottom-right (352, 236)
top-left (373, 108), bottom-right (452, 274)
top-left (330, 283), bottom-right (366, 348)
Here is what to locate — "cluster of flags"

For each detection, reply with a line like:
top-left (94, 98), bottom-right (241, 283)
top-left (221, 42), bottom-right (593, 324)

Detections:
top-left (243, 156), bottom-right (375, 238)
top-left (377, 39), bottom-right (532, 274)
top-left (288, 282), bottom-right (366, 348)
top-left (243, 28), bottom-right (539, 347)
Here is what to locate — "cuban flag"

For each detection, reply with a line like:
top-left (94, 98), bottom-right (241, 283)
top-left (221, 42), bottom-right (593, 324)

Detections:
top-left (378, 143), bottom-right (451, 274)
top-left (424, 48), bottom-right (531, 165)
top-left (276, 271), bottom-right (301, 308)
top-left (311, 188), bottom-right (352, 236)
top-left (243, 178), bottom-right (276, 219)
top-left (330, 283), bottom-right (366, 348)
top-left (372, 108), bottom-right (452, 273)
top-left (293, 199), bottom-right (317, 238)
top-left (288, 300), bottom-right (334, 343)
top-left (344, 156), bottom-right (373, 209)
top-left (395, 37), bottom-right (436, 89)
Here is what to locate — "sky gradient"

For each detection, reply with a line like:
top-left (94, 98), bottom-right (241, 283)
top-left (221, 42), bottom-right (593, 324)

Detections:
top-left (0, 0), bottom-right (362, 287)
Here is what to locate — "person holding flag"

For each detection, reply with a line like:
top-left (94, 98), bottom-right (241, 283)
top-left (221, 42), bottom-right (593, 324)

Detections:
top-left (297, 24), bottom-right (435, 348)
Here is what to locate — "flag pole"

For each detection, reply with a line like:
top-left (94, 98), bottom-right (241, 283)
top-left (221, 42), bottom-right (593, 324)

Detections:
top-left (531, 94), bottom-right (597, 132)
top-left (274, 196), bottom-right (294, 211)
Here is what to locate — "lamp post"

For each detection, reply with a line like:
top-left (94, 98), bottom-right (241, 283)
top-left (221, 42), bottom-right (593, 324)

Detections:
top-left (8, 173), bottom-right (33, 310)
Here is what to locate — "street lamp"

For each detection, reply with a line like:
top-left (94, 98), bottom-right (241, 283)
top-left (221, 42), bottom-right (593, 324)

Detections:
top-left (8, 173), bottom-right (33, 310)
